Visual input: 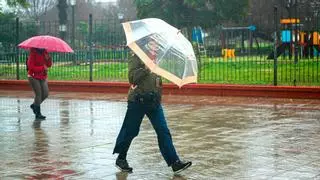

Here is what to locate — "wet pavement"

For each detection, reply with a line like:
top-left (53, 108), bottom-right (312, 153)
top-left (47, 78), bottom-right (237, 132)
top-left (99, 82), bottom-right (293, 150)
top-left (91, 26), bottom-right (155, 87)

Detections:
top-left (0, 90), bottom-right (320, 180)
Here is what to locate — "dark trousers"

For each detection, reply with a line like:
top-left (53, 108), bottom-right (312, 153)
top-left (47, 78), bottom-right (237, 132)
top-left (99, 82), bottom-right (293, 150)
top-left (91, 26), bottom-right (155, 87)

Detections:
top-left (28, 77), bottom-right (49, 105)
top-left (113, 102), bottom-right (179, 166)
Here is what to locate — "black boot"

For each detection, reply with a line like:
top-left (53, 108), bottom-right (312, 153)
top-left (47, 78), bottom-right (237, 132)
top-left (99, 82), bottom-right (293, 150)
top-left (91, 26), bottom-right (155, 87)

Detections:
top-left (33, 104), bottom-right (46, 120)
top-left (115, 157), bottom-right (133, 172)
top-left (171, 160), bottom-right (192, 173)
top-left (30, 104), bottom-right (36, 114)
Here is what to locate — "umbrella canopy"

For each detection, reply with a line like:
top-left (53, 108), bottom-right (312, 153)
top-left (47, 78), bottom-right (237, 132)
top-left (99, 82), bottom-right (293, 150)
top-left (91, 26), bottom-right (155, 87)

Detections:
top-left (18, 35), bottom-right (74, 53)
top-left (122, 18), bottom-right (198, 87)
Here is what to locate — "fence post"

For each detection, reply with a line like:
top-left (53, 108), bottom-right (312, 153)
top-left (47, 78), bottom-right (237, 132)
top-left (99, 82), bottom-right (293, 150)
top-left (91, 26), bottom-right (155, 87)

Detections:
top-left (273, 6), bottom-right (278, 86)
top-left (15, 18), bottom-right (20, 80)
top-left (71, 2), bottom-right (76, 65)
top-left (293, 0), bottom-right (299, 86)
top-left (248, 12), bottom-right (252, 57)
top-left (89, 14), bottom-right (93, 81)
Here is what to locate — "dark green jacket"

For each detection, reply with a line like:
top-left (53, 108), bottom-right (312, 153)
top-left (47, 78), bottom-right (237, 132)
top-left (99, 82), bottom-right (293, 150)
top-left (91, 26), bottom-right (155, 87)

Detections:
top-left (127, 54), bottom-right (162, 102)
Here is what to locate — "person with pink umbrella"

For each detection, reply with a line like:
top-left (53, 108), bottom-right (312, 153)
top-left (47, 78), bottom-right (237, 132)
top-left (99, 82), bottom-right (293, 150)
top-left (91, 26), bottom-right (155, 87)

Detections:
top-left (18, 35), bottom-right (73, 120)
top-left (27, 48), bottom-right (52, 120)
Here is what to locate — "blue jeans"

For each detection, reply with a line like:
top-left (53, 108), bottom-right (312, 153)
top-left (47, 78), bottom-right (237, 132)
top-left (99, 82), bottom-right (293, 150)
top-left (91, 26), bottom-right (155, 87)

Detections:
top-left (113, 101), bottom-right (179, 166)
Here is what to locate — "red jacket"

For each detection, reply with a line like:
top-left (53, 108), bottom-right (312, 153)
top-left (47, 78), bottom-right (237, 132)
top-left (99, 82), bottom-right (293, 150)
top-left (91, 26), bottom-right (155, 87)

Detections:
top-left (27, 48), bottom-right (52, 80)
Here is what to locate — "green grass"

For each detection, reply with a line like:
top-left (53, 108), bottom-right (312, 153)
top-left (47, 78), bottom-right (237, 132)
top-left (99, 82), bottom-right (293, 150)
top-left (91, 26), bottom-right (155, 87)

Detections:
top-left (1, 56), bottom-right (320, 86)
top-left (198, 56), bottom-right (320, 85)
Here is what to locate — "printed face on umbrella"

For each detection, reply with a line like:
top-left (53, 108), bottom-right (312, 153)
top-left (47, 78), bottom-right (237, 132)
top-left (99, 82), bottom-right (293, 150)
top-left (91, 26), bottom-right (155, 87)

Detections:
top-left (146, 40), bottom-right (160, 62)
top-left (148, 40), bottom-right (159, 52)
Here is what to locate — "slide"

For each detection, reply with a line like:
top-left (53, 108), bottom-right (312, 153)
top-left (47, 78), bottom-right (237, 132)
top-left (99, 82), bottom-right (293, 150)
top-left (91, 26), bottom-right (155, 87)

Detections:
top-left (267, 43), bottom-right (287, 59)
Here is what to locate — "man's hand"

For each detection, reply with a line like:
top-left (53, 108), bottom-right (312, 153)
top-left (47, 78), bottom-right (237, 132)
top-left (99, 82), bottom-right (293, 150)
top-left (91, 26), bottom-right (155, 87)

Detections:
top-left (44, 51), bottom-right (51, 61)
top-left (130, 84), bottom-right (137, 89)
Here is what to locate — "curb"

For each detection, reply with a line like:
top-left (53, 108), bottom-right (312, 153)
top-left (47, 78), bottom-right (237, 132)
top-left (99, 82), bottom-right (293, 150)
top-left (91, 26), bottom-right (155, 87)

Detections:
top-left (1, 80), bottom-right (320, 99)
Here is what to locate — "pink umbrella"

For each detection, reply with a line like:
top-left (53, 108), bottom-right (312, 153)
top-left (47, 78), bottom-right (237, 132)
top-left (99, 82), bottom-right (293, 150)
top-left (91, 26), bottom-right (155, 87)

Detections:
top-left (18, 35), bottom-right (74, 53)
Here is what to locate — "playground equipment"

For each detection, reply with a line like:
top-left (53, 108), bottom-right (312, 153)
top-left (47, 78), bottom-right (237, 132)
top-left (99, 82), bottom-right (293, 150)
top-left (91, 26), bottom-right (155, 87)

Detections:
top-left (192, 27), bottom-right (206, 56)
top-left (302, 31), bottom-right (320, 58)
top-left (267, 18), bottom-right (300, 59)
top-left (221, 48), bottom-right (235, 58)
top-left (220, 25), bottom-right (258, 58)
top-left (267, 18), bottom-right (320, 59)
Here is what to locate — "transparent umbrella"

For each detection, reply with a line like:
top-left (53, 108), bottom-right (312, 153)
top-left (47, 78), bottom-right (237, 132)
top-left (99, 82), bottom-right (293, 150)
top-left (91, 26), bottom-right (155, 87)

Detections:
top-left (122, 18), bottom-right (198, 87)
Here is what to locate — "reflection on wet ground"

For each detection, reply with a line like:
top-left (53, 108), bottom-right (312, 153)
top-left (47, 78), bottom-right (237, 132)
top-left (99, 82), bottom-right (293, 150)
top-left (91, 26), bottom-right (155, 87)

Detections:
top-left (0, 90), bottom-right (320, 179)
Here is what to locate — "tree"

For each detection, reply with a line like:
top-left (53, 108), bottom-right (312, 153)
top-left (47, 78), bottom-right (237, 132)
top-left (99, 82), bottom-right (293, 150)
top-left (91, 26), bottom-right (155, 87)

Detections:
top-left (5, 0), bottom-right (29, 8)
top-left (134, 0), bottom-right (249, 28)
top-left (57, 0), bottom-right (67, 40)
top-left (0, 12), bottom-right (17, 52)
top-left (0, 11), bottom-right (37, 52)
top-left (133, 0), bottom-right (249, 41)
top-left (118, 0), bottom-right (137, 21)
top-left (17, 0), bottom-right (56, 21)
top-left (249, 0), bottom-right (320, 38)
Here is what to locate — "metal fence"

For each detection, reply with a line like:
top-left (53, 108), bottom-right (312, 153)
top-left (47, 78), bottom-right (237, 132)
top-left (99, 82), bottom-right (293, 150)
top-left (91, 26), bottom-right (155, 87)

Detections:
top-left (0, 14), bottom-right (319, 86)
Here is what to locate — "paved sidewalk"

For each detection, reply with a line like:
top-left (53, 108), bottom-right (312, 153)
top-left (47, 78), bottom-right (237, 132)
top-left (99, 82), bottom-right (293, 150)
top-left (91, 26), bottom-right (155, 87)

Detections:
top-left (0, 90), bottom-right (320, 180)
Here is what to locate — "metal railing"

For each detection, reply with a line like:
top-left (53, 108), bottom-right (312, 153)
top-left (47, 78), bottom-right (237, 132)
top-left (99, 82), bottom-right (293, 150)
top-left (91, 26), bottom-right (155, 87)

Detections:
top-left (0, 15), bottom-right (319, 86)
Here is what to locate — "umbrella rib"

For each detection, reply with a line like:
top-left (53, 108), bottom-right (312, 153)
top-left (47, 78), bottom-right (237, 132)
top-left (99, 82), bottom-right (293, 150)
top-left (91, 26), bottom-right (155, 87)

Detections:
top-left (156, 32), bottom-right (180, 64)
